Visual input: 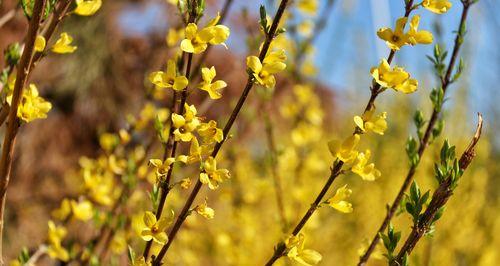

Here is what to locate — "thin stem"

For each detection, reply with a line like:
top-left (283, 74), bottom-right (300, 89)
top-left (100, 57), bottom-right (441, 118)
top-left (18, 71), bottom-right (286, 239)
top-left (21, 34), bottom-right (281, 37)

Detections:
top-left (0, 0), bottom-right (46, 262)
top-left (358, 2), bottom-right (472, 264)
top-left (392, 114), bottom-right (482, 265)
top-left (264, 1), bottom-right (419, 264)
top-left (152, 0), bottom-right (291, 264)
top-left (143, 3), bottom-right (199, 259)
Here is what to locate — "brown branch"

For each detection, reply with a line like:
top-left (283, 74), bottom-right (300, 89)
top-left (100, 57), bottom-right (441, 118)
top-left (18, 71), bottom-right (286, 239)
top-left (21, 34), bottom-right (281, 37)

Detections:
top-left (392, 114), bottom-right (483, 265)
top-left (264, 1), bottom-right (420, 264)
top-left (151, 0), bottom-right (291, 264)
top-left (358, 2), bottom-right (473, 264)
top-left (142, 2), bottom-right (199, 259)
top-left (0, 0), bottom-right (46, 262)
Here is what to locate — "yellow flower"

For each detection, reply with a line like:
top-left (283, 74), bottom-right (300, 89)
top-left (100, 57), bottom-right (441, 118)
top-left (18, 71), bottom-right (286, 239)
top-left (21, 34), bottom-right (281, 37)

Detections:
top-left (377, 16), bottom-right (433, 50)
top-left (200, 156), bottom-right (230, 190)
top-left (74, 0), bottom-right (102, 16)
top-left (70, 199), bottom-right (94, 221)
top-left (423, 0), bottom-right (452, 14)
top-left (326, 185), bottom-right (353, 213)
top-left (352, 150), bottom-right (381, 181)
top-left (354, 110), bottom-right (387, 135)
top-left (370, 59), bottom-right (417, 93)
top-left (149, 158), bottom-right (176, 180)
top-left (198, 66), bottom-right (227, 99)
top-left (406, 16), bottom-right (433, 46)
top-left (197, 120), bottom-right (224, 144)
top-left (140, 211), bottom-right (173, 244)
top-left (51, 198), bottom-right (71, 220)
top-left (47, 220), bottom-right (67, 246)
top-left (297, 0), bottom-right (318, 16)
top-left (149, 60), bottom-right (189, 91)
top-left (47, 243), bottom-right (70, 262)
top-left (285, 234), bottom-right (322, 266)
top-left (247, 49), bottom-right (287, 89)
top-left (172, 103), bottom-right (201, 142)
top-left (52, 33), bottom-right (77, 54)
top-left (17, 84), bottom-right (52, 123)
top-left (180, 14), bottom-right (230, 54)
top-left (166, 28), bottom-right (184, 47)
top-left (194, 199), bottom-right (215, 219)
top-left (377, 17), bottom-right (409, 50)
top-left (47, 221), bottom-right (70, 261)
top-left (176, 137), bottom-right (202, 164)
top-left (34, 35), bottom-right (46, 52)
top-left (328, 134), bottom-right (360, 163)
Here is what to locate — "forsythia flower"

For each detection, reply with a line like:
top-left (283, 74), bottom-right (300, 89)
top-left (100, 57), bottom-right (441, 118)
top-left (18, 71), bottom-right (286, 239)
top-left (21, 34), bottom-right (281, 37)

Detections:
top-left (247, 49), bottom-right (287, 89)
top-left (70, 199), bottom-right (94, 221)
top-left (74, 0), bottom-right (102, 16)
top-left (149, 158), bottom-right (176, 180)
top-left (377, 16), bottom-right (432, 50)
top-left (406, 16), bottom-right (434, 46)
top-left (47, 221), bottom-right (70, 261)
top-left (198, 66), bottom-right (227, 99)
top-left (17, 84), bottom-right (52, 123)
top-left (377, 17), bottom-right (408, 50)
top-left (176, 138), bottom-right (202, 164)
top-left (52, 32), bottom-right (77, 54)
top-left (180, 14), bottom-right (230, 54)
top-left (351, 150), bottom-right (381, 181)
top-left (194, 199), bottom-right (215, 219)
top-left (370, 59), bottom-right (418, 93)
top-left (149, 60), bottom-right (188, 91)
top-left (423, 0), bottom-right (452, 14)
top-left (354, 110), bottom-right (388, 135)
top-left (34, 35), bottom-right (46, 52)
top-left (197, 120), bottom-right (224, 144)
top-left (326, 185), bottom-right (353, 213)
top-left (328, 134), bottom-right (360, 163)
top-left (285, 234), bottom-right (322, 266)
top-left (140, 211), bottom-right (173, 244)
top-left (200, 156), bottom-right (230, 190)
top-left (172, 103), bottom-right (201, 142)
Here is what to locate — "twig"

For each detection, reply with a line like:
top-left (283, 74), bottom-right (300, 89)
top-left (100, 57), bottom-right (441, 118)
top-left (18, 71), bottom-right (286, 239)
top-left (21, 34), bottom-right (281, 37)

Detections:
top-left (392, 114), bottom-right (483, 265)
top-left (263, 1), bottom-right (419, 264)
top-left (151, 0), bottom-right (291, 264)
top-left (142, 2), bottom-right (198, 259)
top-left (358, 2), bottom-right (473, 264)
top-left (0, 0), bottom-right (47, 262)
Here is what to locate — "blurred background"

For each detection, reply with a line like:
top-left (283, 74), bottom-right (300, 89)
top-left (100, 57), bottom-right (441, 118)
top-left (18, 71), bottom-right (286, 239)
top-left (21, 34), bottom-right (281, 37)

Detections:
top-left (0, 0), bottom-right (498, 265)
